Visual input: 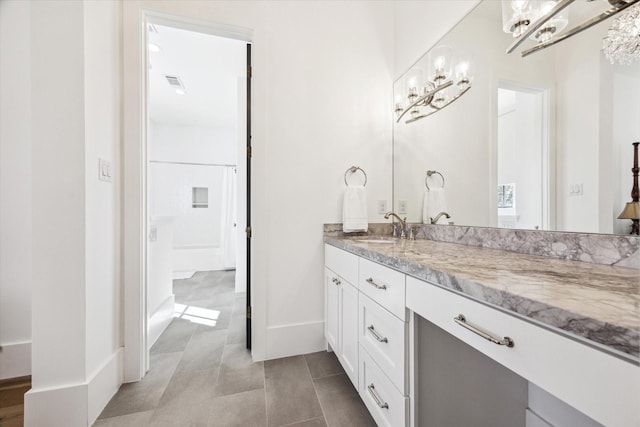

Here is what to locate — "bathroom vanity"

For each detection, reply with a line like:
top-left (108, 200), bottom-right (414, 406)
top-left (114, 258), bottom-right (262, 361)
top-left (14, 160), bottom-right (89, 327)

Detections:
top-left (323, 227), bottom-right (639, 427)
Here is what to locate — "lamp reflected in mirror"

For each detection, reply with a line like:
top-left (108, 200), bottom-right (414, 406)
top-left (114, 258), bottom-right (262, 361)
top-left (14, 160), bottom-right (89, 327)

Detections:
top-left (618, 142), bottom-right (640, 235)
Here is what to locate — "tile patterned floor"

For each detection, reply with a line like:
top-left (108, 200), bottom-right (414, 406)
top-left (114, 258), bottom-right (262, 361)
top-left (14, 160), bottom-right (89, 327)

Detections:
top-left (95, 271), bottom-right (375, 427)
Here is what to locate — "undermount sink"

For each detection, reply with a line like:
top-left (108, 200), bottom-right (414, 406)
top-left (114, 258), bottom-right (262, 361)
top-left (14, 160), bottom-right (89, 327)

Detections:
top-left (354, 237), bottom-right (398, 244)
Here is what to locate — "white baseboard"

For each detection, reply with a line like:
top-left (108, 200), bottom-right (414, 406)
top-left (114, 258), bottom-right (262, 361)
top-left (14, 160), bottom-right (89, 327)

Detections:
top-left (24, 349), bottom-right (124, 427)
top-left (265, 321), bottom-right (325, 360)
top-left (148, 294), bottom-right (175, 350)
top-left (0, 341), bottom-right (31, 380)
top-left (88, 348), bottom-right (123, 425)
top-left (25, 382), bottom-right (88, 427)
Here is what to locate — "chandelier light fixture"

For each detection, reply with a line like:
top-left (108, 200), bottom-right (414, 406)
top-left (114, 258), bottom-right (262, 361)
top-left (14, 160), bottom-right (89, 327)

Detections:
top-left (503, 0), bottom-right (639, 57)
top-left (394, 46), bottom-right (474, 124)
top-left (603, 3), bottom-right (640, 64)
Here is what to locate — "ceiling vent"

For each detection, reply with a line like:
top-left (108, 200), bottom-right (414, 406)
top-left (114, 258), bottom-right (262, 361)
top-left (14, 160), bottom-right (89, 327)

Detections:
top-left (164, 75), bottom-right (185, 90)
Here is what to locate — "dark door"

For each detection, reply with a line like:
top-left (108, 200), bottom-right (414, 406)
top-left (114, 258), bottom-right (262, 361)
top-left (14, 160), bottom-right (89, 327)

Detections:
top-left (246, 44), bottom-right (252, 350)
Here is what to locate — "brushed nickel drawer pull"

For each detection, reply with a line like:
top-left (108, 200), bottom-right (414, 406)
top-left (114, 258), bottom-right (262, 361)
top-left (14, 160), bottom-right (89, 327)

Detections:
top-left (367, 325), bottom-right (388, 343)
top-left (331, 277), bottom-right (341, 286)
top-left (454, 314), bottom-right (514, 348)
top-left (367, 383), bottom-right (389, 409)
top-left (366, 277), bottom-right (387, 290)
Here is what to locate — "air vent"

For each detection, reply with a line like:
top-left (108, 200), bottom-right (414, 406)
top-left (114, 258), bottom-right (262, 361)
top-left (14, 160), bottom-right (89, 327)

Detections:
top-left (164, 75), bottom-right (185, 90)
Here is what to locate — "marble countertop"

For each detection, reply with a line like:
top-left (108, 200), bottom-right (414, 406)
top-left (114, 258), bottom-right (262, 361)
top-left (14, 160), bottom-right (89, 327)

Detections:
top-left (324, 235), bottom-right (640, 363)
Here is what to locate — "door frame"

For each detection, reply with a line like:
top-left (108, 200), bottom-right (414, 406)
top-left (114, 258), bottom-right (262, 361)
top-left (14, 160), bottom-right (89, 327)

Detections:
top-left (490, 78), bottom-right (555, 231)
top-left (122, 6), bottom-right (254, 381)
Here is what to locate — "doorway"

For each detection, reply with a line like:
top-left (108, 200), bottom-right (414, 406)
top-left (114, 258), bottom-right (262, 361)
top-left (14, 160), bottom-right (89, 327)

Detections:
top-left (496, 82), bottom-right (550, 230)
top-left (144, 20), bottom-right (251, 372)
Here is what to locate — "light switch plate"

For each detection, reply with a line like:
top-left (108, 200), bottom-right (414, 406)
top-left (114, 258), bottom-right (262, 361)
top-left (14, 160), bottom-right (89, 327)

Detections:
top-left (99, 158), bottom-right (112, 183)
top-left (569, 183), bottom-right (583, 196)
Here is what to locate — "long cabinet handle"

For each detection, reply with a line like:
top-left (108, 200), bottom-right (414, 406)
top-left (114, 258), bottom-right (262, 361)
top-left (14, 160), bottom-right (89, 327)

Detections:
top-left (366, 277), bottom-right (387, 290)
top-left (367, 384), bottom-right (389, 409)
top-left (367, 325), bottom-right (388, 343)
top-left (454, 314), bottom-right (514, 348)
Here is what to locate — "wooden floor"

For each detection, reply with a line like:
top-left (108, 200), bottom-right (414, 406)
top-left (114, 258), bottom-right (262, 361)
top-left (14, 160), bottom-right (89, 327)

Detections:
top-left (0, 377), bottom-right (30, 427)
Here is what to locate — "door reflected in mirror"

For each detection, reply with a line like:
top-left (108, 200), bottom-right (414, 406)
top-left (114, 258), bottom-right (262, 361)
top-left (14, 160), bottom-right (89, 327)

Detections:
top-left (497, 83), bottom-right (546, 230)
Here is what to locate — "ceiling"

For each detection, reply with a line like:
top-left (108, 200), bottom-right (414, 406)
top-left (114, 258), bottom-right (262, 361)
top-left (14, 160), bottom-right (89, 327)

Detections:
top-left (148, 24), bottom-right (246, 129)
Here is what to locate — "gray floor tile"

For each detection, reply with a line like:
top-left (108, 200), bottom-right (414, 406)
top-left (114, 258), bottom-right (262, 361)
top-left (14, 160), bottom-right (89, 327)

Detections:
top-left (174, 328), bottom-right (227, 375)
top-left (206, 388), bottom-right (267, 427)
top-left (225, 312), bottom-right (246, 345)
top-left (303, 351), bottom-right (344, 379)
top-left (264, 356), bottom-right (323, 427)
top-left (181, 287), bottom-right (231, 306)
top-left (213, 344), bottom-right (264, 397)
top-left (93, 410), bottom-right (153, 426)
top-left (313, 374), bottom-right (376, 427)
top-left (98, 353), bottom-right (181, 419)
top-left (182, 299), bottom-right (234, 327)
top-left (148, 369), bottom-right (218, 427)
top-left (281, 418), bottom-right (327, 427)
top-left (150, 317), bottom-right (198, 355)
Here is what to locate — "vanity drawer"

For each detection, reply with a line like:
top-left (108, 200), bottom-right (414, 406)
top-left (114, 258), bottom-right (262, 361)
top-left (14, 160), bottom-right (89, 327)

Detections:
top-left (358, 258), bottom-right (406, 320)
top-left (359, 293), bottom-right (408, 394)
top-left (359, 345), bottom-right (408, 427)
top-left (325, 244), bottom-right (358, 285)
top-left (406, 276), bottom-right (640, 427)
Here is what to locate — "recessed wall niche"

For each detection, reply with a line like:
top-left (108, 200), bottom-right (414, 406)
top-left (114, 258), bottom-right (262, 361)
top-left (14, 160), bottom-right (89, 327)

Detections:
top-left (192, 187), bottom-right (208, 208)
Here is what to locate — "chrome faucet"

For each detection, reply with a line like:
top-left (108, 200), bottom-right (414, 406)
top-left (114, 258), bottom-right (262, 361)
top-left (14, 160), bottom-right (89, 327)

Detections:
top-left (430, 211), bottom-right (451, 224)
top-left (384, 212), bottom-right (407, 239)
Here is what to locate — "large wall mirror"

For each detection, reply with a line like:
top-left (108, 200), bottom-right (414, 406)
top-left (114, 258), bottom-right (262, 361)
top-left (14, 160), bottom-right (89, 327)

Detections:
top-left (393, 0), bottom-right (640, 235)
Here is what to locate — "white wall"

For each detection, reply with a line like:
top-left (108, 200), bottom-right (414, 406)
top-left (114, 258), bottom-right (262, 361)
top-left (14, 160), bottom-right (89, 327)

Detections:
top-left (393, 0), bottom-right (479, 79)
top-left (83, 0), bottom-right (122, 383)
top-left (149, 162), bottom-right (225, 247)
top-left (0, 0), bottom-right (33, 380)
top-left (124, 0), bottom-right (395, 362)
top-left (149, 121), bottom-right (237, 272)
top-left (23, 1), bottom-right (123, 425)
top-left (554, 28), bottom-right (603, 233)
top-left (149, 121), bottom-right (236, 165)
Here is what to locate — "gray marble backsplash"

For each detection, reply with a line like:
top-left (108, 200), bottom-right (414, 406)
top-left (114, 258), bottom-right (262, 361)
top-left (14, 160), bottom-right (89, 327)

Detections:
top-left (324, 223), bottom-right (640, 269)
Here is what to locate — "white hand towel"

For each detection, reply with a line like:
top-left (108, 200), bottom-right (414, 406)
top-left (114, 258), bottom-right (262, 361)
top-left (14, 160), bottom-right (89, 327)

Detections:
top-left (343, 185), bottom-right (368, 232)
top-left (422, 188), bottom-right (449, 224)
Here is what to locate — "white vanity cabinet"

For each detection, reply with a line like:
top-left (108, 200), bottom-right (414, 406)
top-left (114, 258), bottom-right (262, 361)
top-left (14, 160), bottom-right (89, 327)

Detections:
top-left (358, 258), bottom-right (409, 427)
top-left (406, 276), bottom-right (640, 427)
top-left (325, 239), bottom-right (640, 427)
top-left (324, 245), bottom-right (359, 388)
top-left (324, 244), bottom-right (410, 426)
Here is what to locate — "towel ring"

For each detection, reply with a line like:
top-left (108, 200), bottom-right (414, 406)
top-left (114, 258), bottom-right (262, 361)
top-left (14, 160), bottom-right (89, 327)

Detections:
top-left (425, 170), bottom-right (445, 190)
top-left (344, 166), bottom-right (367, 187)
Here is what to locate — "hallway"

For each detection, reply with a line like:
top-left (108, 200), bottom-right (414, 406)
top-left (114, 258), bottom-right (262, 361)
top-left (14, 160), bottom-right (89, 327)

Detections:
top-left (94, 271), bottom-right (374, 427)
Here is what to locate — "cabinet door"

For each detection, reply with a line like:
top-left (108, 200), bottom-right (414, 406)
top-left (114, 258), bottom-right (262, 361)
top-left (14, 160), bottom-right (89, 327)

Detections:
top-left (325, 268), bottom-right (340, 352)
top-left (339, 280), bottom-right (359, 390)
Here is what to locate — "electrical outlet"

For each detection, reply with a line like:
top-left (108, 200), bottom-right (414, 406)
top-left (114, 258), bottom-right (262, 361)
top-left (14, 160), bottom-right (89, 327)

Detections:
top-left (398, 200), bottom-right (408, 214)
top-left (377, 200), bottom-right (387, 214)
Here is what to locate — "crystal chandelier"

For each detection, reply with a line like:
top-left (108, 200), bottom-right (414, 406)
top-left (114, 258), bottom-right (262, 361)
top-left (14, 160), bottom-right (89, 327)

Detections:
top-left (603, 3), bottom-right (640, 65)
